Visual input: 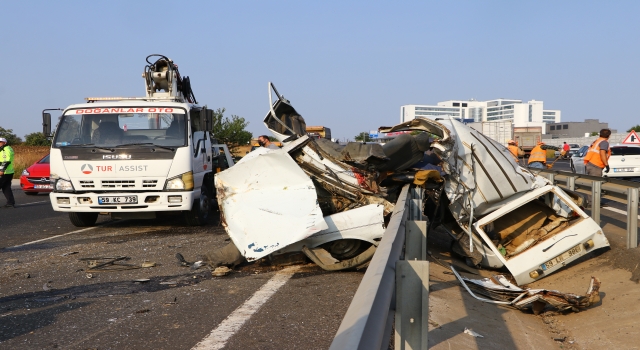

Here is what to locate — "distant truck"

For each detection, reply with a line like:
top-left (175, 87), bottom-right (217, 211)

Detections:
top-left (468, 121), bottom-right (513, 147)
top-left (513, 126), bottom-right (543, 157)
top-left (306, 126), bottom-right (332, 140)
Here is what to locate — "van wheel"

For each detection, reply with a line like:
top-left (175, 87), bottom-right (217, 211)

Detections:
top-left (184, 186), bottom-right (211, 226)
top-left (69, 212), bottom-right (99, 227)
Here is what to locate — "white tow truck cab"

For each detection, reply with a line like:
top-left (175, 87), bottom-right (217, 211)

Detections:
top-left (43, 55), bottom-right (216, 227)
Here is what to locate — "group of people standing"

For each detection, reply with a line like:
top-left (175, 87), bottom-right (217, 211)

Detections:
top-left (505, 128), bottom-right (611, 177)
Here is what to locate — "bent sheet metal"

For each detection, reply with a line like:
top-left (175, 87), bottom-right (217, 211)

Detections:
top-left (451, 265), bottom-right (602, 313)
top-left (381, 117), bottom-right (610, 285)
top-left (214, 147), bottom-right (328, 261)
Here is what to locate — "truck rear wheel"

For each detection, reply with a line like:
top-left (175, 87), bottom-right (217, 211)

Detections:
top-left (184, 185), bottom-right (211, 226)
top-left (69, 212), bottom-right (99, 227)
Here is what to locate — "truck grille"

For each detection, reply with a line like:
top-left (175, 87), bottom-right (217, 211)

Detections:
top-left (79, 180), bottom-right (95, 188)
top-left (142, 180), bottom-right (158, 188)
top-left (27, 177), bottom-right (50, 184)
top-left (101, 180), bottom-right (135, 188)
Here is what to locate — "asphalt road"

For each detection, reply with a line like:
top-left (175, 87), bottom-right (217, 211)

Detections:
top-left (0, 190), bottom-right (362, 350)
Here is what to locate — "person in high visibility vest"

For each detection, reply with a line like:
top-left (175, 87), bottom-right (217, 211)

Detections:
top-left (507, 139), bottom-right (523, 163)
top-left (527, 142), bottom-right (548, 169)
top-left (583, 128), bottom-right (611, 177)
top-left (0, 137), bottom-right (16, 208)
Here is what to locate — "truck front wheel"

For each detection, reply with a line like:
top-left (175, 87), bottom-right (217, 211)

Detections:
top-left (184, 186), bottom-right (211, 226)
top-left (69, 212), bottom-right (99, 227)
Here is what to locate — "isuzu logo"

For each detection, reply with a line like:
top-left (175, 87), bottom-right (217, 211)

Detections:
top-left (81, 164), bottom-right (93, 174)
top-left (103, 154), bottom-right (132, 160)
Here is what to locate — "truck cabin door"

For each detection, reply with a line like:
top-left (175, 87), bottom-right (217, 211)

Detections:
top-left (189, 108), bottom-right (212, 190)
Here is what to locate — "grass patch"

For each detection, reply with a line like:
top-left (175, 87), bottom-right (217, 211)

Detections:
top-left (9, 146), bottom-right (50, 179)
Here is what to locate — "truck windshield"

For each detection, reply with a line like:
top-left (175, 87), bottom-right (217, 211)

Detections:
top-left (53, 109), bottom-right (187, 148)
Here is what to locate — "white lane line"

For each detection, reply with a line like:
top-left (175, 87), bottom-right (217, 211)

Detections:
top-left (7, 227), bottom-right (97, 248)
top-left (603, 206), bottom-right (640, 220)
top-left (191, 266), bottom-right (299, 350)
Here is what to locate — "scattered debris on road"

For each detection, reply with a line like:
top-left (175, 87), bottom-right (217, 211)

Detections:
top-left (451, 265), bottom-right (602, 314)
top-left (463, 327), bottom-right (484, 338)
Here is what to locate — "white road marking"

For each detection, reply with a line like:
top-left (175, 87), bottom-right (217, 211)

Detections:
top-left (7, 227), bottom-right (97, 248)
top-left (603, 206), bottom-right (640, 220)
top-left (191, 266), bottom-right (299, 350)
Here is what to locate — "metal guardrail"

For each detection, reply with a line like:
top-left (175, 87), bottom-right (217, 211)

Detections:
top-left (537, 169), bottom-right (639, 248)
top-left (331, 185), bottom-right (429, 350)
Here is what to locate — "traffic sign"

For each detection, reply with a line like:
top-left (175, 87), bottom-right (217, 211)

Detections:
top-left (622, 130), bottom-right (640, 144)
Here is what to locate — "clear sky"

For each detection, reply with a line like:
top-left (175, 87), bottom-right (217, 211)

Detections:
top-left (1, 1), bottom-right (637, 141)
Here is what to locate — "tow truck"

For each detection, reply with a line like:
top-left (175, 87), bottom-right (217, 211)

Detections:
top-left (43, 54), bottom-right (216, 227)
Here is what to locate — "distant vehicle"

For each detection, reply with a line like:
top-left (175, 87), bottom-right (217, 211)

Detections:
top-left (468, 121), bottom-right (513, 147)
top-left (514, 127), bottom-right (542, 157)
top-left (305, 126), bottom-right (332, 140)
top-left (556, 143), bottom-right (582, 158)
top-left (571, 145), bottom-right (640, 178)
top-left (20, 154), bottom-right (52, 195)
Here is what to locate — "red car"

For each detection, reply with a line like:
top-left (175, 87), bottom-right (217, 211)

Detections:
top-left (20, 154), bottom-right (52, 195)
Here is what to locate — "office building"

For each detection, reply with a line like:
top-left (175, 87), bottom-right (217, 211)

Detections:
top-left (401, 99), bottom-right (561, 133)
top-left (544, 119), bottom-right (616, 139)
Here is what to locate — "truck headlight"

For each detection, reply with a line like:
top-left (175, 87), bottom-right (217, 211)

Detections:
top-left (55, 178), bottom-right (74, 192)
top-left (165, 171), bottom-right (194, 191)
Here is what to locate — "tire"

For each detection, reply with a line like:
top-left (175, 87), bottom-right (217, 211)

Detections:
top-left (570, 159), bottom-right (576, 173)
top-left (184, 185), bottom-right (211, 226)
top-left (69, 212), bottom-right (99, 227)
top-left (24, 192), bottom-right (38, 196)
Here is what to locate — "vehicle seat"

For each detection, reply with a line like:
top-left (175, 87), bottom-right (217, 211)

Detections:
top-left (92, 122), bottom-right (123, 145)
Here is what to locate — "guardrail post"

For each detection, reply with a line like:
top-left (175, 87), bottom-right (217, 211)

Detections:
top-left (395, 260), bottom-right (429, 350)
top-left (591, 181), bottom-right (602, 226)
top-left (547, 173), bottom-right (555, 184)
top-left (627, 187), bottom-right (638, 249)
top-left (567, 176), bottom-right (576, 192)
top-left (405, 220), bottom-right (427, 261)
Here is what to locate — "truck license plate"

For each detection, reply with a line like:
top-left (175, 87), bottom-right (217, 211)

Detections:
top-left (98, 196), bottom-right (138, 204)
top-left (541, 244), bottom-right (582, 270)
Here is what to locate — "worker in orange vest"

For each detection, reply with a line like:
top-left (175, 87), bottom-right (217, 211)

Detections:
top-left (528, 142), bottom-right (548, 169)
top-left (507, 139), bottom-right (523, 163)
top-left (583, 128), bottom-right (612, 176)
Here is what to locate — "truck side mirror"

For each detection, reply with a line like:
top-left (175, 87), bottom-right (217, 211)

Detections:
top-left (42, 113), bottom-right (51, 137)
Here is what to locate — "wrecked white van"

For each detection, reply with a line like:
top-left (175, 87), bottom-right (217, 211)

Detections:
top-left (214, 84), bottom-right (394, 270)
top-left (380, 117), bottom-right (610, 285)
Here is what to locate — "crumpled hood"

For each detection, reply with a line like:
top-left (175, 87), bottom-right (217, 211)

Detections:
top-left (380, 117), bottom-right (545, 219)
top-left (214, 147), bottom-right (328, 261)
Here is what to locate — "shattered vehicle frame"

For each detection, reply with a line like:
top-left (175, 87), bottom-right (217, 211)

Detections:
top-left (214, 83), bottom-right (395, 271)
top-left (214, 82), bottom-right (609, 283)
top-left (380, 117), bottom-right (610, 285)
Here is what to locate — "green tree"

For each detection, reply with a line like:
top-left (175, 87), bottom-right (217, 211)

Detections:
top-left (210, 108), bottom-right (253, 151)
top-left (0, 127), bottom-right (22, 144)
top-left (590, 131), bottom-right (599, 136)
top-left (627, 125), bottom-right (640, 132)
top-left (354, 132), bottom-right (371, 142)
top-left (24, 132), bottom-right (52, 146)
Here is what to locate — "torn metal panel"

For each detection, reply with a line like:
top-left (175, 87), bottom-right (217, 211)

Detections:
top-left (451, 266), bottom-right (602, 313)
top-left (274, 204), bottom-right (386, 255)
top-left (381, 117), bottom-right (539, 218)
top-left (214, 148), bottom-right (328, 261)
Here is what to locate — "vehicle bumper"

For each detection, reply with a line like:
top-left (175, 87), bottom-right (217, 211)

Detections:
top-left (20, 176), bottom-right (53, 193)
top-left (604, 169), bottom-right (640, 178)
top-left (49, 191), bottom-right (195, 212)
